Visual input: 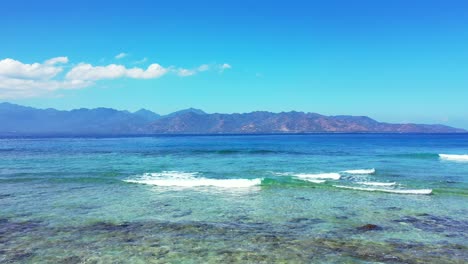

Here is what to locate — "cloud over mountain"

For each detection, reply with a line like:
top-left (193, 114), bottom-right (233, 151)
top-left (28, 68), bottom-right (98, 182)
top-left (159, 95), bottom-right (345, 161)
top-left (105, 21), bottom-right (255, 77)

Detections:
top-left (0, 57), bottom-right (231, 99)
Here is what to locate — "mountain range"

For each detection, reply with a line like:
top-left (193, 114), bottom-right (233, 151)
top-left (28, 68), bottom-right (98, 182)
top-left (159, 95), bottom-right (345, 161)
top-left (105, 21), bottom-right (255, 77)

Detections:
top-left (0, 102), bottom-right (465, 135)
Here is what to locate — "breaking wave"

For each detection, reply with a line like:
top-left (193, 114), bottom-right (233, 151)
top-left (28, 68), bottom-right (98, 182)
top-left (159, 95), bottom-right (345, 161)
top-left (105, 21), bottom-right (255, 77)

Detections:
top-left (124, 171), bottom-right (261, 188)
top-left (300, 179), bottom-right (326, 184)
top-left (439, 154), bottom-right (468, 162)
top-left (356, 181), bottom-right (396, 187)
top-left (342, 169), bottom-right (375, 174)
top-left (293, 173), bottom-right (341, 180)
top-left (333, 185), bottom-right (432, 195)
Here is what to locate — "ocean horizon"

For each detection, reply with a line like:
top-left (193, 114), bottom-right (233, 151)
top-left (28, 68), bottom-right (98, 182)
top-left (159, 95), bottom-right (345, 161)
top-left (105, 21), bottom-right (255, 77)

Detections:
top-left (1, 133), bottom-right (467, 263)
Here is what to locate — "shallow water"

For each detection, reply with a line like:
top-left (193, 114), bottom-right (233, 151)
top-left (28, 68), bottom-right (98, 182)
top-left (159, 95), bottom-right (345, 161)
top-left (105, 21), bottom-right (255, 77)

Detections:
top-left (1, 134), bottom-right (467, 263)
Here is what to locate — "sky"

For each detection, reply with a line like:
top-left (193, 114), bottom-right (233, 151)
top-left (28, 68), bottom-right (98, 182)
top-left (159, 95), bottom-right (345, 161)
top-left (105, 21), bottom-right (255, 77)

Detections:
top-left (1, 0), bottom-right (467, 128)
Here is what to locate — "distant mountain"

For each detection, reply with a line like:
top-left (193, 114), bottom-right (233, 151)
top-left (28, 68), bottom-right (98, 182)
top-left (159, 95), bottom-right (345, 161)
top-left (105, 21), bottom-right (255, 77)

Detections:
top-left (0, 102), bottom-right (154, 135)
top-left (145, 111), bottom-right (465, 134)
top-left (133, 109), bottom-right (160, 121)
top-left (0, 102), bottom-right (465, 135)
top-left (164, 108), bottom-right (206, 117)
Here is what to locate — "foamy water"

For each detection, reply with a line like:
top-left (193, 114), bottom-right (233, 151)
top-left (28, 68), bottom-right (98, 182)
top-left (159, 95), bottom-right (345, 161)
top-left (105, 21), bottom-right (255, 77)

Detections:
top-left (333, 185), bottom-right (432, 195)
top-left (124, 171), bottom-right (262, 188)
top-left (300, 179), bottom-right (327, 184)
top-left (342, 168), bottom-right (376, 174)
top-left (293, 172), bottom-right (341, 180)
top-left (357, 181), bottom-right (396, 187)
top-left (439, 154), bottom-right (468, 162)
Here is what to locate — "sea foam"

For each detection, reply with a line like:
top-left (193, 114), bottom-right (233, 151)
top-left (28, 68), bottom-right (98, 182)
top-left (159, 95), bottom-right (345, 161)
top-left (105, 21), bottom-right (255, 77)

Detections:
top-left (300, 179), bottom-right (326, 184)
top-left (356, 181), bottom-right (396, 187)
top-left (342, 169), bottom-right (376, 174)
top-left (439, 154), bottom-right (468, 162)
top-left (294, 173), bottom-right (341, 180)
top-left (333, 185), bottom-right (432, 195)
top-left (124, 171), bottom-right (261, 188)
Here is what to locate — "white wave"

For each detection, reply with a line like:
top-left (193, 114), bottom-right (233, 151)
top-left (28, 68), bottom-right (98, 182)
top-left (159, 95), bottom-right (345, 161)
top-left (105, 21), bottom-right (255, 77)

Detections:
top-left (439, 154), bottom-right (468, 162)
top-left (124, 171), bottom-right (261, 188)
top-left (300, 179), bottom-right (326, 184)
top-left (333, 185), bottom-right (432, 195)
top-left (356, 181), bottom-right (396, 187)
top-left (125, 178), bottom-right (261, 188)
top-left (294, 173), bottom-right (341, 180)
top-left (272, 172), bottom-right (293, 176)
top-left (342, 169), bottom-right (375, 174)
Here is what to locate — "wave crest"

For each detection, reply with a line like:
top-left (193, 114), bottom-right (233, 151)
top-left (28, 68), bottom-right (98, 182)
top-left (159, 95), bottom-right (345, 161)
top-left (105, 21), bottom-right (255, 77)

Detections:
top-left (301, 179), bottom-right (326, 184)
top-left (124, 171), bottom-right (261, 188)
top-left (356, 181), bottom-right (396, 187)
top-left (293, 173), bottom-right (341, 180)
top-left (333, 185), bottom-right (432, 195)
top-left (439, 154), bottom-right (468, 162)
top-left (342, 169), bottom-right (375, 174)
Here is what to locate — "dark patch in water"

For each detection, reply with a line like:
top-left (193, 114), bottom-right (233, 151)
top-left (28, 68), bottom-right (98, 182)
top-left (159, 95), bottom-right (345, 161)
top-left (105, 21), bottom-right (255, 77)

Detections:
top-left (68, 186), bottom-right (88, 190)
top-left (0, 148), bottom-right (15, 152)
top-left (0, 194), bottom-right (13, 199)
top-left (393, 214), bottom-right (468, 236)
top-left (356, 224), bottom-right (383, 232)
top-left (57, 255), bottom-right (83, 264)
top-left (0, 219), bottom-right (42, 234)
top-left (444, 180), bottom-right (459, 184)
top-left (7, 250), bottom-right (34, 262)
top-left (416, 213), bottom-right (430, 217)
top-left (332, 206), bottom-right (347, 210)
top-left (87, 222), bottom-right (134, 233)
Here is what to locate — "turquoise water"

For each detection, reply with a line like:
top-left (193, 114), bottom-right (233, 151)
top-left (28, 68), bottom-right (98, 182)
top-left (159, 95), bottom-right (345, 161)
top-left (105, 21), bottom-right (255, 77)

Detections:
top-left (1, 134), bottom-right (467, 263)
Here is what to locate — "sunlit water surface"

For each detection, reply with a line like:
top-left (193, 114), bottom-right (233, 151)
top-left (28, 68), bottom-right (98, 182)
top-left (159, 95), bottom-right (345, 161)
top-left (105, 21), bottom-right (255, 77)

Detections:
top-left (1, 134), bottom-right (467, 263)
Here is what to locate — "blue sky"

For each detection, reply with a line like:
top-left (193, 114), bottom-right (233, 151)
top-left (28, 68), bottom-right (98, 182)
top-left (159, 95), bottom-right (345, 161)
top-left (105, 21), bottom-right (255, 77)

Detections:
top-left (1, 0), bottom-right (467, 128)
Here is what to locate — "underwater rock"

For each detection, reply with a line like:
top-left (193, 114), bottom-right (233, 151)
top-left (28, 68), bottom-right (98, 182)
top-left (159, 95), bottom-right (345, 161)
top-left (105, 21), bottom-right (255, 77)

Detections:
top-left (394, 214), bottom-right (468, 235)
top-left (335, 215), bottom-right (348, 220)
top-left (57, 255), bottom-right (83, 264)
top-left (357, 224), bottom-right (382, 231)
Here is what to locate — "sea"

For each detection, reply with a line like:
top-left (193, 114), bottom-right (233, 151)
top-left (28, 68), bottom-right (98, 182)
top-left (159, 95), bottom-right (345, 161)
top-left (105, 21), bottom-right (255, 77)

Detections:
top-left (0, 134), bottom-right (467, 263)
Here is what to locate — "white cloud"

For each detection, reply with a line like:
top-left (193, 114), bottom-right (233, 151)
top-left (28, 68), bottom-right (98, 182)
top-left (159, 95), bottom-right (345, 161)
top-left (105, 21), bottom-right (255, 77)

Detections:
top-left (177, 68), bottom-right (196, 77)
top-left (175, 64), bottom-right (210, 77)
top-left (0, 56), bottom-right (230, 99)
top-left (0, 76), bottom-right (91, 99)
top-left (66, 63), bottom-right (127, 81)
top-left (0, 57), bottom-right (67, 80)
top-left (220, 63), bottom-right (232, 71)
top-left (0, 57), bottom-right (89, 99)
top-left (198, 64), bottom-right (210, 72)
top-left (126, 64), bottom-right (168, 79)
top-left (66, 63), bottom-right (168, 80)
top-left (45, 56), bottom-right (69, 65)
top-left (115, 53), bottom-right (128, 59)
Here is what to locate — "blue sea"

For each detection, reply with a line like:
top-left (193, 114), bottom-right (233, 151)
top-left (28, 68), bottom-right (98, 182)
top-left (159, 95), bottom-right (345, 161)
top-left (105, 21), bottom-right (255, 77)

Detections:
top-left (1, 134), bottom-right (467, 263)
